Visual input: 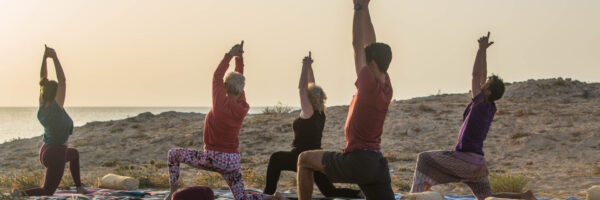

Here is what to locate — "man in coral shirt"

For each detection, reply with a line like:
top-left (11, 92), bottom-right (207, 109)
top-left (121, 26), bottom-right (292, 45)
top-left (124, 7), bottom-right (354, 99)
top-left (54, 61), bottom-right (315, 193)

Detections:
top-left (296, 0), bottom-right (395, 199)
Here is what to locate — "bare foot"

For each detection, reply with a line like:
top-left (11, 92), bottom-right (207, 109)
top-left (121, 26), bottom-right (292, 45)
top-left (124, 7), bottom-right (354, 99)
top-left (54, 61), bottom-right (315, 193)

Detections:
top-left (76, 186), bottom-right (91, 194)
top-left (274, 192), bottom-right (288, 200)
top-left (523, 190), bottom-right (536, 200)
top-left (164, 185), bottom-right (178, 200)
top-left (164, 193), bottom-right (172, 200)
top-left (357, 190), bottom-right (365, 198)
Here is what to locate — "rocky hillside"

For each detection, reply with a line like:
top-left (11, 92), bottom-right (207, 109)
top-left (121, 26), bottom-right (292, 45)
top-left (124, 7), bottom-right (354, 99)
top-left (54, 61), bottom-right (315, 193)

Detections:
top-left (1, 78), bottom-right (599, 198)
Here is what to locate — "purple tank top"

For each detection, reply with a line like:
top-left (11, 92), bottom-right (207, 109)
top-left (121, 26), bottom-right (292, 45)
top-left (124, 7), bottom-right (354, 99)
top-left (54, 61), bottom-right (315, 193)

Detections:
top-left (455, 93), bottom-right (496, 155)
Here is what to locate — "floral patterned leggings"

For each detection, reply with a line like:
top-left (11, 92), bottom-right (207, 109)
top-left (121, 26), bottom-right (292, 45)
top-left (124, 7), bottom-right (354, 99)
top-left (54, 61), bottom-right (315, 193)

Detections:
top-left (168, 148), bottom-right (264, 200)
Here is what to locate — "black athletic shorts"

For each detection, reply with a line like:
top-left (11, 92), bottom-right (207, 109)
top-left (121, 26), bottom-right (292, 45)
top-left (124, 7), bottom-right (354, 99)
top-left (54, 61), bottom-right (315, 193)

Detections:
top-left (322, 149), bottom-right (395, 200)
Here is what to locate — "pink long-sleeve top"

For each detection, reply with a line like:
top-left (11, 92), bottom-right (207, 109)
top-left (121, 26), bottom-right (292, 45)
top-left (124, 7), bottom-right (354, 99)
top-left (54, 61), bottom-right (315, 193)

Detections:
top-left (203, 54), bottom-right (249, 153)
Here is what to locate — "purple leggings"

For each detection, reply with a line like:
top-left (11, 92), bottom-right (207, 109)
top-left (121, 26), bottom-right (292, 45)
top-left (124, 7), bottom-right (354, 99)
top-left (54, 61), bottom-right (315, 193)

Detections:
top-left (22, 144), bottom-right (82, 196)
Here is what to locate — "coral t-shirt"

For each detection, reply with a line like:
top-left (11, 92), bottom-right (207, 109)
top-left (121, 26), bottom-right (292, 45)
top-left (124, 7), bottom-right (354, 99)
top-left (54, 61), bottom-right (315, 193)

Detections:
top-left (344, 67), bottom-right (393, 153)
top-left (203, 54), bottom-right (249, 153)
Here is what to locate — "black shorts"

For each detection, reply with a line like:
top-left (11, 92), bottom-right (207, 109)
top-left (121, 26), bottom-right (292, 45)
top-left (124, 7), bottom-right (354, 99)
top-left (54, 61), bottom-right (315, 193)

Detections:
top-left (322, 149), bottom-right (395, 200)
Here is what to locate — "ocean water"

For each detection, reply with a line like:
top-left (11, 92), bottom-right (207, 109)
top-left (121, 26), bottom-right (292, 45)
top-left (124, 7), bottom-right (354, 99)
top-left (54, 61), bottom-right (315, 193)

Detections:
top-left (0, 107), bottom-right (267, 143)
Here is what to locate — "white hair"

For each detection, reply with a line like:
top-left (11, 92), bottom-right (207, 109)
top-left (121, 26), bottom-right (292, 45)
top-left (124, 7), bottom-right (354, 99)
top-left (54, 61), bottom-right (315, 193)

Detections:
top-left (224, 72), bottom-right (245, 95)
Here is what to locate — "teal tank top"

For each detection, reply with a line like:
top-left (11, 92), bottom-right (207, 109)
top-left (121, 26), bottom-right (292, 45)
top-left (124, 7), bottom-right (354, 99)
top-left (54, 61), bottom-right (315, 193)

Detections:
top-left (38, 100), bottom-right (73, 144)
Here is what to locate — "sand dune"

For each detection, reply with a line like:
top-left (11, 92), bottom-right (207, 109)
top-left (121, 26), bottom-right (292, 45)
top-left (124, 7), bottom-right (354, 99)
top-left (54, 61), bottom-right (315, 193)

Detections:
top-left (1, 78), bottom-right (599, 199)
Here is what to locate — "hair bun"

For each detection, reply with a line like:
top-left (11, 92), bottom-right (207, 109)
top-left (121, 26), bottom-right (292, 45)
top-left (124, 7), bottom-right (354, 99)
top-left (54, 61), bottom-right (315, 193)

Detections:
top-left (39, 78), bottom-right (49, 86)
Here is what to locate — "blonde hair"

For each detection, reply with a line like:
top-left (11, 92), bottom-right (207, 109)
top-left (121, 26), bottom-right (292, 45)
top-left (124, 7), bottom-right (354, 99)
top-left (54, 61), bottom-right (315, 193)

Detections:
top-left (307, 83), bottom-right (327, 113)
top-left (225, 72), bottom-right (245, 95)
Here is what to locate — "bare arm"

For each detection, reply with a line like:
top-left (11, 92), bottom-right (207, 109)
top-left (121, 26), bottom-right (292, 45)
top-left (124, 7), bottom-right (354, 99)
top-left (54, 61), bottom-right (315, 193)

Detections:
top-left (299, 52), bottom-right (314, 119)
top-left (234, 41), bottom-right (245, 74)
top-left (352, 1), bottom-right (368, 76)
top-left (307, 52), bottom-right (315, 84)
top-left (471, 32), bottom-right (493, 98)
top-left (46, 47), bottom-right (67, 108)
top-left (235, 56), bottom-right (244, 74)
top-left (40, 48), bottom-right (48, 79)
top-left (212, 54), bottom-right (233, 107)
top-left (362, 4), bottom-right (376, 46)
top-left (39, 47), bottom-right (48, 103)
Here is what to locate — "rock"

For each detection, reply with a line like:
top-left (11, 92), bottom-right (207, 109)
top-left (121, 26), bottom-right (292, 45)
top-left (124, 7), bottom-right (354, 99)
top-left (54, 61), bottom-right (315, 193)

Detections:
top-left (588, 185), bottom-right (600, 200)
top-left (99, 173), bottom-right (139, 190)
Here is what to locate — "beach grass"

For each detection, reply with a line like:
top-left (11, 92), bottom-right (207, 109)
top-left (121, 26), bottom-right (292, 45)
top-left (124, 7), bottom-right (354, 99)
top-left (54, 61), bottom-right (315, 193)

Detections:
top-left (111, 163), bottom-right (170, 189)
top-left (0, 193), bottom-right (26, 200)
top-left (0, 170), bottom-right (43, 191)
top-left (193, 171), bottom-right (227, 189)
top-left (592, 165), bottom-right (600, 175)
top-left (262, 101), bottom-right (293, 115)
top-left (489, 173), bottom-right (530, 193)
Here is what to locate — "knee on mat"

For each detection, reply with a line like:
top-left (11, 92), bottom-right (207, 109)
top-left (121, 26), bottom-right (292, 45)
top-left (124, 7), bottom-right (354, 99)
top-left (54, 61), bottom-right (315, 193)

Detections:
top-left (417, 152), bottom-right (428, 161)
top-left (297, 152), bottom-right (314, 168)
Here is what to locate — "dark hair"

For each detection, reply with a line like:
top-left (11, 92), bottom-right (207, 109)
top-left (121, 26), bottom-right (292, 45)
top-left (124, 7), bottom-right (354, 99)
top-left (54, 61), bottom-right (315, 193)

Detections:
top-left (365, 42), bottom-right (392, 73)
top-left (488, 75), bottom-right (505, 103)
top-left (39, 78), bottom-right (58, 104)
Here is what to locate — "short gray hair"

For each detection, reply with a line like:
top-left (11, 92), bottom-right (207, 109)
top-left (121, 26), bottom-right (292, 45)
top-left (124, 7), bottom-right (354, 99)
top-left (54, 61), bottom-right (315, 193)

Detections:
top-left (224, 72), bottom-right (245, 95)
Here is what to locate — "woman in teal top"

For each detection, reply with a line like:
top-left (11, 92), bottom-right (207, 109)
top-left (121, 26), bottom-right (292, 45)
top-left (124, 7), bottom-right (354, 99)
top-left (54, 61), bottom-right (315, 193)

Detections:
top-left (16, 46), bottom-right (90, 196)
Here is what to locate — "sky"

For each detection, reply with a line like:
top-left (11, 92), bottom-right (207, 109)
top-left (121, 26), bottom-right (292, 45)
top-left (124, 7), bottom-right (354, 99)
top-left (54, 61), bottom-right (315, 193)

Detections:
top-left (1, 0), bottom-right (598, 107)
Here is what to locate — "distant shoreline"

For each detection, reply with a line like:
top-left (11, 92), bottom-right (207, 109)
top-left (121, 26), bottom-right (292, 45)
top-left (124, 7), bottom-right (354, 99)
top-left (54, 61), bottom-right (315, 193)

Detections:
top-left (0, 106), bottom-right (293, 143)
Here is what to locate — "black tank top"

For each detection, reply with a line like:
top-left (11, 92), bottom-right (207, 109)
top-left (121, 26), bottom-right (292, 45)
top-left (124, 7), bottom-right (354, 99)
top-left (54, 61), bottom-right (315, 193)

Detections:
top-left (291, 110), bottom-right (326, 153)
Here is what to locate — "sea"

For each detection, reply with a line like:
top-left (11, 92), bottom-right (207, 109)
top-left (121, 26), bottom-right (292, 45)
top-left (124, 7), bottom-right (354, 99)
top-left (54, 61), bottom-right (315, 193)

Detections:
top-left (0, 106), bottom-right (268, 143)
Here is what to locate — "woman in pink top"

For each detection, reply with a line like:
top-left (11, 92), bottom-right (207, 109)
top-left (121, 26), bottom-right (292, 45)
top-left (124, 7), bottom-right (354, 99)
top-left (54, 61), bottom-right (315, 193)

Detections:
top-left (165, 42), bottom-right (286, 200)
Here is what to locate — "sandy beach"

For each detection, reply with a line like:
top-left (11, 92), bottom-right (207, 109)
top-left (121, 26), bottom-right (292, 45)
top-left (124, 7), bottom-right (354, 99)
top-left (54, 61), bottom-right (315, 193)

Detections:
top-left (1, 78), bottom-right (599, 199)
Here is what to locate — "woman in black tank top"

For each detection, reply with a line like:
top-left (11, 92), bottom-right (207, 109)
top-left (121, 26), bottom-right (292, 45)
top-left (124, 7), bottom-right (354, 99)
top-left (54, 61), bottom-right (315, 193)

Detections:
top-left (263, 52), bottom-right (361, 198)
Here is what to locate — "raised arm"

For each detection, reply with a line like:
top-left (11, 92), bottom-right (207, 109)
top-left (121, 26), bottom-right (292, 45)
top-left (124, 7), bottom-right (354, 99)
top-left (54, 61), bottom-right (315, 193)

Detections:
top-left (299, 52), bottom-right (314, 119)
top-left (212, 53), bottom-right (233, 107)
top-left (40, 46), bottom-right (48, 79)
top-left (45, 46), bottom-right (67, 108)
top-left (213, 41), bottom-right (244, 107)
top-left (362, 1), bottom-right (376, 46)
top-left (471, 32), bottom-right (494, 98)
top-left (39, 47), bottom-right (49, 103)
top-left (235, 41), bottom-right (245, 74)
top-left (352, 0), bottom-right (372, 76)
top-left (307, 64), bottom-right (315, 84)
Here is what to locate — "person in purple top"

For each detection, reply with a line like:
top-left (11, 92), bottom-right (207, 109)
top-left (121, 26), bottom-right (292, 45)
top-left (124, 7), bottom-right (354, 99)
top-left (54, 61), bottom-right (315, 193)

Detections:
top-left (408, 32), bottom-right (535, 200)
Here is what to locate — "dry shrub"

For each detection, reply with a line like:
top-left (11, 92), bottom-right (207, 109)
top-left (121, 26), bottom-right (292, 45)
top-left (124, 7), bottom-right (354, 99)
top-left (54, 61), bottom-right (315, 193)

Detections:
top-left (101, 159), bottom-right (119, 167)
top-left (112, 163), bottom-right (170, 188)
top-left (242, 168), bottom-right (265, 189)
top-left (417, 104), bottom-right (435, 113)
top-left (262, 102), bottom-right (293, 115)
top-left (385, 153), bottom-right (416, 163)
top-left (193, 171), bottom-right (226, 188)
top-left (0, 170), bottom-right (43, 190)
top-left (496, 109), bottom-right (510, 115)
top-left (554, 77), bottom-right (567, 86)
top-left (592, 166), bottom-right (600, 176)
top-left (391, 175), bottom-right (411, 191)
top-left (509, 132), bottom-right (532, 140)
top-left (396, 167), bottom-right (414, 172)
top-left (489, 173), bottom-right (530, 193)
top-left (514, 109), bottom-right (536, 117)
top-left (0, 193), bottom-right (26, 200)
